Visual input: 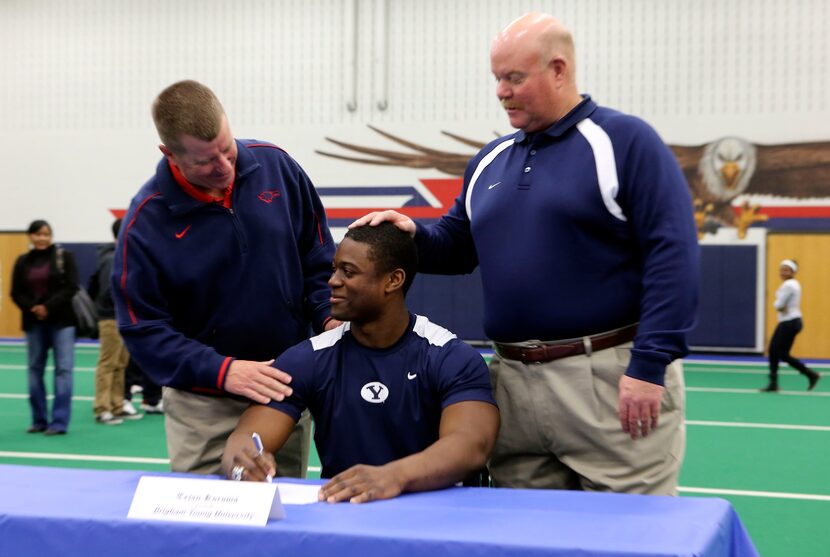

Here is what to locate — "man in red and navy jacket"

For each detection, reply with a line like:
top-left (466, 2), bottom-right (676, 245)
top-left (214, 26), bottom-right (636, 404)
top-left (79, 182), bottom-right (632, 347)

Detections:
top-left (112, 80), bottom-right (338, 475)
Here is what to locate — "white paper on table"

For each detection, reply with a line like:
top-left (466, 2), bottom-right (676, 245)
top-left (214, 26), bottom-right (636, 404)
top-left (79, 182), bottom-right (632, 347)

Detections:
top-left (127, 475), bottom-right (285, 526)
top-left (277, 482), bottom-right (322, 504)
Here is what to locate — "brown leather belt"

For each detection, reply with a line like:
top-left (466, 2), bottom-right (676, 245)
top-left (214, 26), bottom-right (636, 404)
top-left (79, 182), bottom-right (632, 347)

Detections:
top-left (494, 324), bottom-right (637, 364)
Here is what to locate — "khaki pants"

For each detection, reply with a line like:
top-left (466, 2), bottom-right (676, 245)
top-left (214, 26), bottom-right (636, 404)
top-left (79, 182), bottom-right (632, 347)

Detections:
top-left (92, 320), bottom-right (129, 416)
top-left (488, 342), bottom-right (685, 495)
top-left (163, 387), bottom-right (311, 477)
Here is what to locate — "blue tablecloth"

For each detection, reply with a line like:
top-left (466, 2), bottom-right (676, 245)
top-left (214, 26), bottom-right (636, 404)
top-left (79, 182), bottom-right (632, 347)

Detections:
top-left (0, 464), bottom-right (757, 557)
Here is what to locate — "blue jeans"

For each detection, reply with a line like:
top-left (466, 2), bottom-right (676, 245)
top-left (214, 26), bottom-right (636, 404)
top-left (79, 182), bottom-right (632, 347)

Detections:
top-left (26, 324), bottom-right (75, 432)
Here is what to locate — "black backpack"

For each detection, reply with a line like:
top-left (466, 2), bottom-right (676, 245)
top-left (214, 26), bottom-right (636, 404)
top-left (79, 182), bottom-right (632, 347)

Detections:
top-left (55, 247), bottom-right (99, 339)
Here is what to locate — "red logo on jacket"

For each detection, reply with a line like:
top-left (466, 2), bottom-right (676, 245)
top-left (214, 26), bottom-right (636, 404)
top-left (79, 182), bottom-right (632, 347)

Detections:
top-left (258, 189), bottom-right (281, 203)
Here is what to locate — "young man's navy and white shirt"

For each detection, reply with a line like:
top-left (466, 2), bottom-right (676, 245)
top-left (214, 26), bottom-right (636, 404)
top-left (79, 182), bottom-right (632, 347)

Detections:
top-left (268, 314), bottom-right (496, 478)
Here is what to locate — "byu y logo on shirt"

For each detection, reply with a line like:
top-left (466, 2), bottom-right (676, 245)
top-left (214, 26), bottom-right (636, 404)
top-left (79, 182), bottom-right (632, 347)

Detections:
top-left (360, 382), bottom-right (389, 403)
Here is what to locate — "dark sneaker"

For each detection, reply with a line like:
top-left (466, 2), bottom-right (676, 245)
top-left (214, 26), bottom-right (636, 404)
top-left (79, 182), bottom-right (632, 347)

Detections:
top-left (26, 425), bottom-right (47, 433)
top-left (760, 383), bottom-right (779, 392)
top-left (808, 372), bottom-right (821, 391)
top-left (44, 429), bottom-right (66, 436)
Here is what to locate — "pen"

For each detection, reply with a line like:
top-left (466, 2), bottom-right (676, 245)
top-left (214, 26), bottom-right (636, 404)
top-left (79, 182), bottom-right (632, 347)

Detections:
top-left (251, 432), bottom-right (273, 483)
top-left (252, 432), bottom-right (264, 455)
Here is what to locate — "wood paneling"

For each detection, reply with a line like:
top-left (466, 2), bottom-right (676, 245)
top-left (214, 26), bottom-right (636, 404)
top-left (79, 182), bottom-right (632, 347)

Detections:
top-left (0, 232), bottom-right (29, 338)
top-left (766, 234), bottom-right (830, 359)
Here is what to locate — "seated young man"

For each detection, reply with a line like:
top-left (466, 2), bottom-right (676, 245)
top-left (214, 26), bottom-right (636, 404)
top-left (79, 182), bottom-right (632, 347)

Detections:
top-left (222, 222), bottom-right (499, 503)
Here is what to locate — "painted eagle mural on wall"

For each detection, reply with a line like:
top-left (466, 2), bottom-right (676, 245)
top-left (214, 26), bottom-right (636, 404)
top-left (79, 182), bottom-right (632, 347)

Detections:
top-left (671, 138), bottom-right (830, 225)
top-left (317, 127), bottom-right (830, 228)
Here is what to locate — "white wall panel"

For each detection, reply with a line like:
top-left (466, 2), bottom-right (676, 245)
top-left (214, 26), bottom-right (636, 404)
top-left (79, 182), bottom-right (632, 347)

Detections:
top-left (2, 0), bottom-right (351, 130)
top-left (0, 0), bottom-right (827, 240)
top-left (4, 0), bottom-right (826, 131)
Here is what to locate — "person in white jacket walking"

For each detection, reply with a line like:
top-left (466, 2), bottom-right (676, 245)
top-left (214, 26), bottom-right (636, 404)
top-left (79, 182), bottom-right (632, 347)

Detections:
top-left (762, 259), bottom-right (821, 392)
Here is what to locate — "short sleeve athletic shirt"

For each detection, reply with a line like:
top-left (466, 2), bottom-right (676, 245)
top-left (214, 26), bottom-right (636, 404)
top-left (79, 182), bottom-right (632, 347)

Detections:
top-left (268, 314), bottom-right (496, 478)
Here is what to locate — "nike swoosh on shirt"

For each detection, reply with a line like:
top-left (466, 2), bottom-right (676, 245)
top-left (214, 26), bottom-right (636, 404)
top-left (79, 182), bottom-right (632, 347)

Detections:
top-left (488, 182), bottom-right (501, 190)
top-left (407, 372), bottom-right (417, 380)
top-left (175, 225), bottom-right (192, 239)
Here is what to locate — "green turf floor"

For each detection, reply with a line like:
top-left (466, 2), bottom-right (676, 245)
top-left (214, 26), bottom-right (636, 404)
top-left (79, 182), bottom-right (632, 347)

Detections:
top-left (0, 344), bottom-right (324, 475)
top-left (1, 344), bottom-right (829, 556)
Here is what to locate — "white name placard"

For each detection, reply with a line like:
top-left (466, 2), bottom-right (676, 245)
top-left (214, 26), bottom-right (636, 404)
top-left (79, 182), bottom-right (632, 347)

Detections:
top-left (127, 475), bottom-right (285, 526)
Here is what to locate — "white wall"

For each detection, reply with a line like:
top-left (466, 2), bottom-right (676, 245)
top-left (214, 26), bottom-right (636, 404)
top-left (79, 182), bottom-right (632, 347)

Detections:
top-left (1, 0), bottom-right (827, 241)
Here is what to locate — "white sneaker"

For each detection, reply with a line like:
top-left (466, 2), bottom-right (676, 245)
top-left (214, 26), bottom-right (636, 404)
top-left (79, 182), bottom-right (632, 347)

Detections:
top-left (140, 401), bottom-right (164, 414)
top-left (119, 401), bottom-right (144, 420)
top-left (130, 385), bottom-right (144, 395)
top-left (95, 411), bottom-right (123, 425)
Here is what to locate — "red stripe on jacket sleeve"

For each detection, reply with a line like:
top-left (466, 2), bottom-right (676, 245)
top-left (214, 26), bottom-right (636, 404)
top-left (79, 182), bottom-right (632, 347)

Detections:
top-left (216, 356), bottom-right (233, 390)
top-left (315, 211), bottom-right (324, 245)
top-left (120, 193), bottom-right (162, 325)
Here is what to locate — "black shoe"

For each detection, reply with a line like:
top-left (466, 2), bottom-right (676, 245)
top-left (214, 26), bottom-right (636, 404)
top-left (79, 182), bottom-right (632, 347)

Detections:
top-left (44, 428), bottom-right (67, 436)
top-left (808, 372), bottom-right (821, 391)
top-left (26, 425), bottom-right (46, 434)
top-left (760, 383), bottom-right (779, 392)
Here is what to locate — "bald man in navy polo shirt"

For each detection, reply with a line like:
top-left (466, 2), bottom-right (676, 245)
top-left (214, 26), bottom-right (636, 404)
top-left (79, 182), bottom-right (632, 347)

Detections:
top-left (352, 13), bottom-right (698, 495)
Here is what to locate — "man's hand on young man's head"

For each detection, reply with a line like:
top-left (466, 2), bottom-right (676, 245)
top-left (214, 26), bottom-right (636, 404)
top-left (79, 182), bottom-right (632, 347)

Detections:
top-left (348, 210), bottom-right (416, 237)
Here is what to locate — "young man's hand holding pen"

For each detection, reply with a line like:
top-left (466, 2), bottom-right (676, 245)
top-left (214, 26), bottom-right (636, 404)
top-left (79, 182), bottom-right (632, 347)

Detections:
top-left (227, 432), bottom-right (276, 482)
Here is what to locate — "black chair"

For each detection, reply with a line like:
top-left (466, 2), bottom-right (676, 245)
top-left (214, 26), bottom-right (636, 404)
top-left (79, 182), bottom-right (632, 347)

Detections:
top-left (462, 467), bottom-right (492, 487)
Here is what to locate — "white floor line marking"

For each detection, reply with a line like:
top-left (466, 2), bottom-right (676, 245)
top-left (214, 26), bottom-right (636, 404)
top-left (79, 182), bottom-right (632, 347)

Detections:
top-left (685, 359), bottom-right (830, 369)
top-left (685, 368), bottom-right (807, 375)
top-left (686, 387), bottom-right (830, 397)
top-left (0, 364), bottom-right (96, 372)
top-left (0, 450), bottom-right (324, 474)
top-left (0, 393), bottom-right (94, 401)
top-left (686, 420), bottom-right (830, 432)
top-left (0, 345), bottom-right (99, 351)
top-left (0, 451), bottom-right (169, 464)
top-left (679, 486), bottom-right (830, 502)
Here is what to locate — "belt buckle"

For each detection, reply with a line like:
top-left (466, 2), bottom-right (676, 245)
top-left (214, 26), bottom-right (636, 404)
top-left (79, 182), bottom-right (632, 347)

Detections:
top-left (520, 344), bottom-right (543, 363)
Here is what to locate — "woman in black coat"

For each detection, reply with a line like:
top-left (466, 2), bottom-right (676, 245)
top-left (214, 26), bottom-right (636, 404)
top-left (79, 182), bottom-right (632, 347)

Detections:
top-left (10, 220), bottom-right (78, 435)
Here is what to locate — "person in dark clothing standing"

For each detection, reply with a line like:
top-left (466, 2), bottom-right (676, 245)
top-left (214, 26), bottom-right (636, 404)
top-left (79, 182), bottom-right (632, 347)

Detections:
top-left (124, 357), bottom-right (164, 414)
top-left (10, 220), bottom-right (78, 435)
top-left (89, 218), bottom-right (143, 424)
top-left (761, 259), bottom-right (821, 392)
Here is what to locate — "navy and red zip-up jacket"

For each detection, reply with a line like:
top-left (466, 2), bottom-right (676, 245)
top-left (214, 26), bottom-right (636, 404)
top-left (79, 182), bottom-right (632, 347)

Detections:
top-left (112, 140), bottom-right (335, 395)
